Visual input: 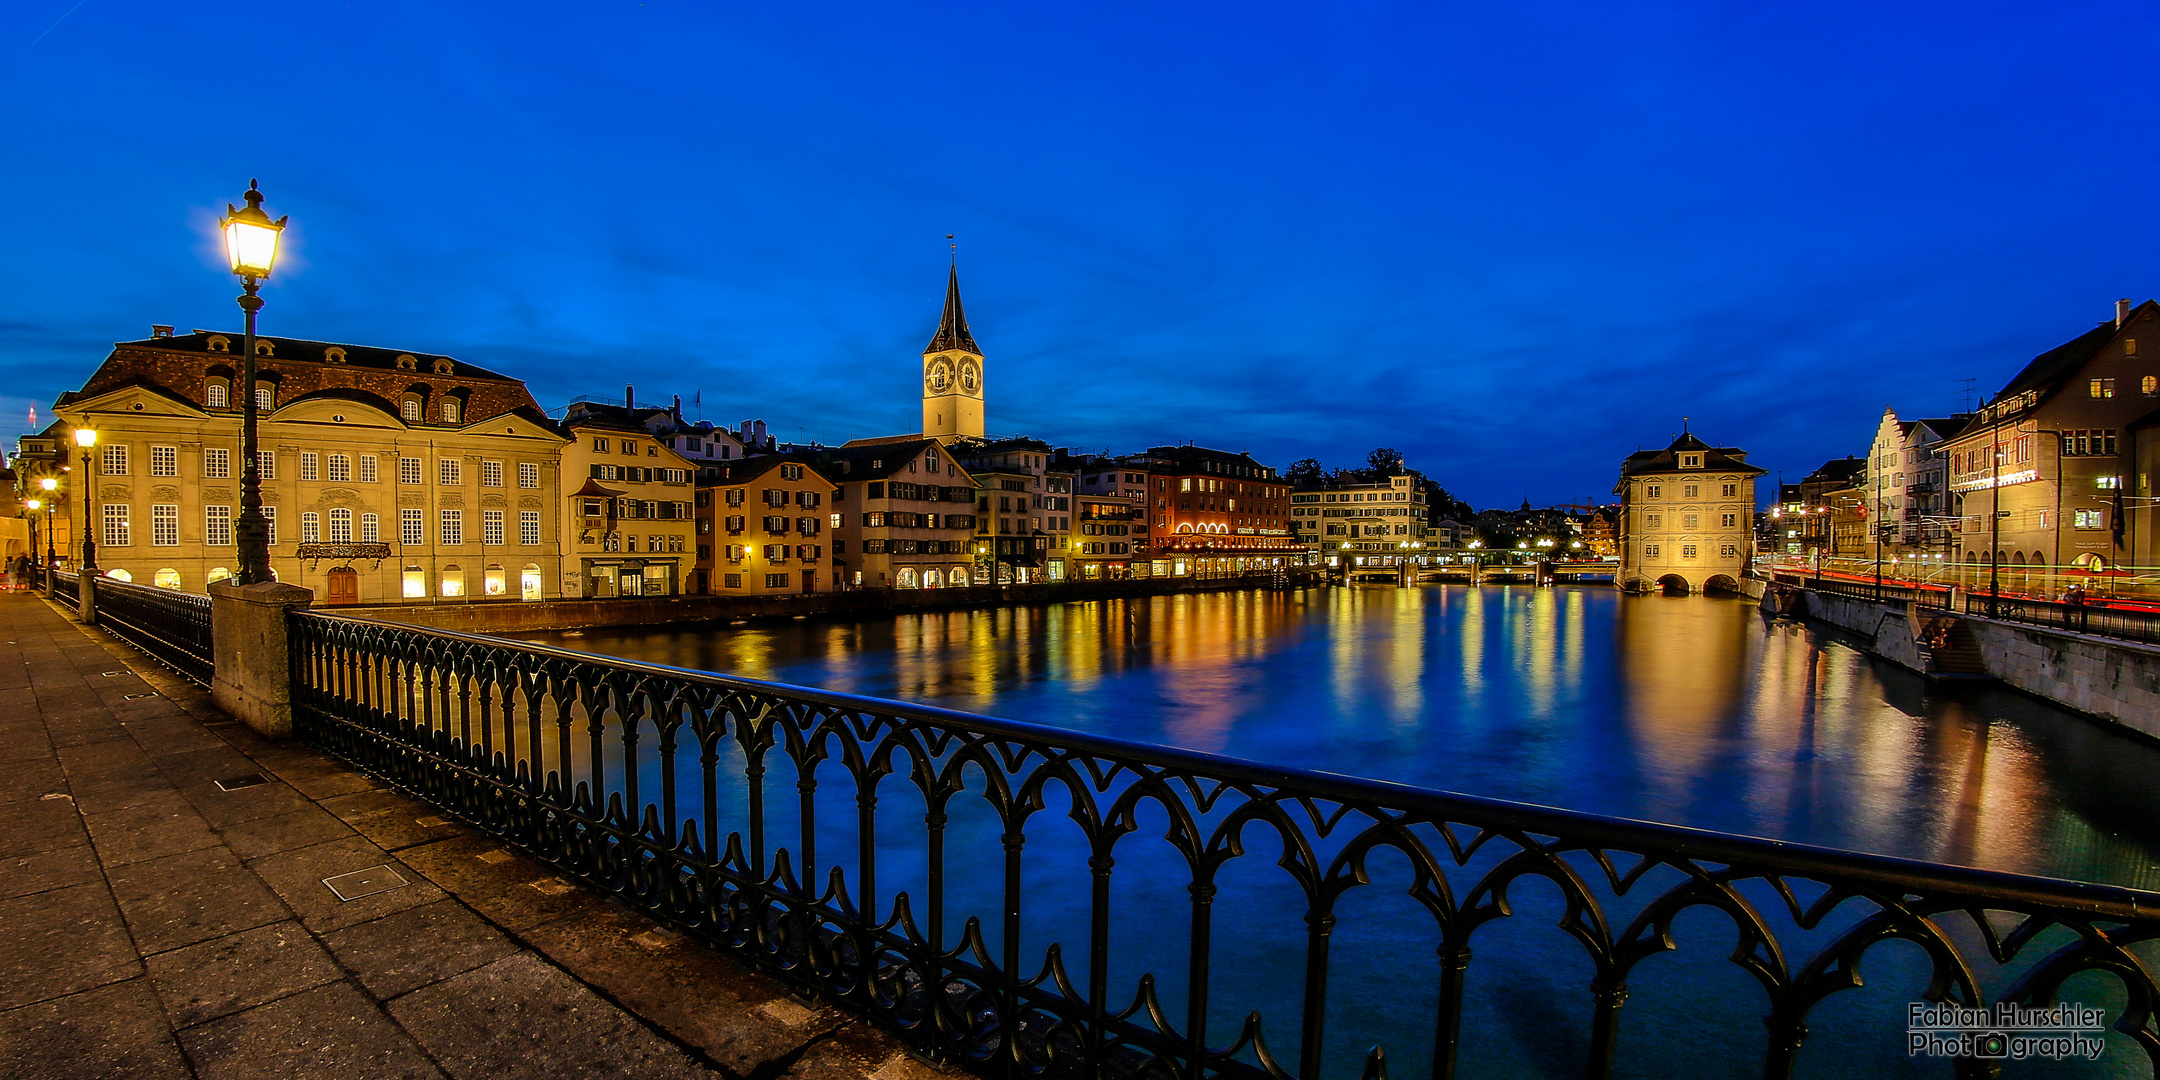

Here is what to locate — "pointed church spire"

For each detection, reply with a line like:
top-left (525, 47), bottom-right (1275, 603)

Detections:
top-left (924, 262), bottom-right (980, 355)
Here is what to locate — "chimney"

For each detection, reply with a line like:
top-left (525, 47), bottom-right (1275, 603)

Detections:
top-left (625, 384), bottom-right (635, 409)
top-left (2117, 299), bottom-right (2132, 328)
top-left (150, 324), bottom-right (173, 338)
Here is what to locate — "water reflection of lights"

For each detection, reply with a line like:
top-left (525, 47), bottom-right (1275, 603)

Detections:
top-left (547, 586), bottom-right (2160, 887)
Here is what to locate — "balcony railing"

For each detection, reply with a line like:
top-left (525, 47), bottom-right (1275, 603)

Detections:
top-left (93, 576), bottom-right (214, 685)
top-left (288, 613), bottom-right (2160, 1079)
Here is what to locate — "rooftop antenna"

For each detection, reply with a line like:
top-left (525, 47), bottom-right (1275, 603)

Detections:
top-left (1956, 377), bottom-right (1977, 413)
top-left (1682, 416), bottom-right (1690, 436)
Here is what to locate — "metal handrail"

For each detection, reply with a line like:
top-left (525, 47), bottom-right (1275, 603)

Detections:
top-left (92, 576), bottom-right (214, 685)
top-left (288, 612), bottom-right (2160, 1079)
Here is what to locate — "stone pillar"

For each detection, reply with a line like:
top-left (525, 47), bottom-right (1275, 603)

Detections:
top-left (210, 580), bottom-right (315, 739)
top-left (78, 573), bottom-right (97, 626)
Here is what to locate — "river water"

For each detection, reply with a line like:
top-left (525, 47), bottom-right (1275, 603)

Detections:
top-left (531, 585), bottom-right (2160, 1078)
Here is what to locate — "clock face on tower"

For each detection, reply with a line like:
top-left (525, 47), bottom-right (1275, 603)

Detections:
top-left (927, 361), bottom-right (951, 393)
top-left (960, 361), bottom-right (979, 393)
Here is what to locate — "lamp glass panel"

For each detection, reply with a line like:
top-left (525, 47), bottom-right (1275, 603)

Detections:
top-left (223, 220), bottom-right (281, 276)
top-left (74, 429), bottom-right (96, 448)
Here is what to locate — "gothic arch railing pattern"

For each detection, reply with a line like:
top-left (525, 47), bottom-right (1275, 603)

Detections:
top-left (287, 611), bottom-right (2160, 1080)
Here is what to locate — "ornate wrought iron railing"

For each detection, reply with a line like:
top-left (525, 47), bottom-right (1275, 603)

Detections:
top-left (287, 612), bottom-right (2160, 1080)
top-left (94, 576), bottom-right (214, 685)
top-left (51, 570), bottom-right (80, 611)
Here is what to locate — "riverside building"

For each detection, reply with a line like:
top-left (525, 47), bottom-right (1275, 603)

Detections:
top-left (809, 438), bottom-right (979, 589)
top-left (695, 454), bottom-right (837, 594)
top-left (1614, 431), bottom-right (1763, 594)
top-left (1133, 445), bottom-right (1302, 574)
top-left (559, 402), bottom-right (698, 598)
top-left (52, 328), bottom-right (564, 603)
top-left (1938, 299), bottom-right (2159, 582)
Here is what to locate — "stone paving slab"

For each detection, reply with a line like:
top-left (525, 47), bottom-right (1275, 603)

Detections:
top-left (0, 592), bottom-right (957, 1080)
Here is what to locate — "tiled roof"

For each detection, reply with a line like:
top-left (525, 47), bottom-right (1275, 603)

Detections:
top-left (1616, 433), bottom-right (1765, 478)
top-left (112, 331), bottom-right (515, 381)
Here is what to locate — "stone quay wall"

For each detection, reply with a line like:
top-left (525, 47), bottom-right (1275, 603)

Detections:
top-left (338, 571), bottom-right (1325, 635)
top-left (1787, 589), bottom-right (2160, 742)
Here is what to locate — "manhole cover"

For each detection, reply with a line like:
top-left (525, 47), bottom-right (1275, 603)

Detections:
top-left (123, 693), bottom-right (158, 700)
top-left (214, 774), bottom-right (269, 792)
top-left (323, 865), bottom-right (409, 901)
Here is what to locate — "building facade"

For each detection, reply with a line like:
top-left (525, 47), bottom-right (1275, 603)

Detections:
top-left (695, 455), bottom-right (837, 594)
top-left (950, 437), bottom-right (1071, 583)
top-left (811, 439), bottom-right (979, 589)
top-left (1134, 445), bottom-right (1302, 574)
top-left (52, 329), bottom-right (565, 603)
top-left (559, 405), bottom-right (698, 598)
top-left (1614, 432), bottom-right (1763, 593)
top-left (1937, 300), bottom-right (2158, 589)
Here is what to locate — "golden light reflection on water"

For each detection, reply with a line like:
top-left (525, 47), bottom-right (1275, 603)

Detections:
top-left (547, 585), bottom-right (2160, 886)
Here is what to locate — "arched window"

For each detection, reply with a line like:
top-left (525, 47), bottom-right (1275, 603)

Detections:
top-left (896, 567), bottom-right (918, 589)
top-left (402, 398), bottom-right (423, 422)
top-left (105, 568), bottom-right (133, 582)
top-left (205, 381), bottom-right (229, 408)
top-left (439, 400), bottom-right (460, 424)
top-left (950, 568), bottom-right (969, 587)
top-left (329, 508), bottom-right (352, 543)
top-left (255, 385), bottom-right (274, 411)
top-left (254, 339), bottom-right (274, 357)
top-left (208, 567), bottom-right (232, 584)
top-left (153, 568), bottom-right (181, 590)
top-left (441, 565), bottom-right (465, 597)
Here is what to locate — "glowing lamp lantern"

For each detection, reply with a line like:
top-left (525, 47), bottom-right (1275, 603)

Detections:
top-left (75, 428), bottom-right (97, 450)
top-left (221, 181), bottom-right (287, 279)
top-left (24, 498), bottom-right (38, 512)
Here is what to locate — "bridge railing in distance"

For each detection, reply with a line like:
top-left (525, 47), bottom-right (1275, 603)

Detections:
top-left (286, 612), bottom-right (2160, 1080)
top-left (93, 576), bottom-right (214, 685)
top-left (52, 570), bottom-right (80, 611)
top-left (1967, 592), bottom-right (2160, 646)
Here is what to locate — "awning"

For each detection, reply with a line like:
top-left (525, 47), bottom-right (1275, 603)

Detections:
top-left (572, 478), bottom-right (628, 498)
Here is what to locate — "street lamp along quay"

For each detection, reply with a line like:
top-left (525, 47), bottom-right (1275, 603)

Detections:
top-left (220, 179), bottom-right (288, 586)
top-left (75, 428), bottom-right (97, 572)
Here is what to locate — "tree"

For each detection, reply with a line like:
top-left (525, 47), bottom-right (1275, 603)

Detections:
top-left (1365, 447), bottom-right (1405, 478)
top-left (1284, 458), bottom-right (1324, 486)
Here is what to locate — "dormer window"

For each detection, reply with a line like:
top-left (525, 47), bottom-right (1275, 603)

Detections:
top-left (432, 358), bottom-right (454, 374)
top-left (205, 380), bottom-right (229, 408)
top-left (1680, 453), bottom-right (1703, 469)
top-left (439, 400), bottom-right (460, 424)
top-left (207, 335), bottom-right (231, 353)
top-left (395, 354), bottom-right (418, 371)
top-left (324, 347), bottom-right (347, 363)
top-left (401, 397), bottom-right (423, 422)
top-left (254, 339), bottom-right (274, 357)
top-left (255, 385), bottom-right (274, 411)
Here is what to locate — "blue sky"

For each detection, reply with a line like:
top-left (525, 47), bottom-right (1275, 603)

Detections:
top-left (3, 1), bottom-right (2154, 508)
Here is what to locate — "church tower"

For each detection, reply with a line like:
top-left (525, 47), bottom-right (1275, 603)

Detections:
top-left (921, 264), bottom-right (984, 443)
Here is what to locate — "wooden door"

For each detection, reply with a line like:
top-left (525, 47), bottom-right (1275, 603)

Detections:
top-left (327, 567), bottom-right (359, 606)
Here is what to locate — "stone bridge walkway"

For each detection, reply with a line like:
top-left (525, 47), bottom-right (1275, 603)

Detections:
top-left (0, 591), bottom-right (948, 1080)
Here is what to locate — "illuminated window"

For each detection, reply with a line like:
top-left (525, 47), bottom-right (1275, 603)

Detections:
top-left (403, 565), bottom-right (426, 597)
top-left (205, 382), bottom-right (229, 408)
top-left (441, 566), bottom-right (465, 597)
top-left (402, 398), bottom-right (423, 422)
top-left (2091, 378), bottom-right (2115, 398)
top-left (205, 505), bottom-right (232, 546)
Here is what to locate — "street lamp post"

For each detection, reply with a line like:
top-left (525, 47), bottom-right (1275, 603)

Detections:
top-left (220, 180), bottom-right (288, 586)
top-left (39, 477), bottom-right (56, 569)
top-left (75, 428), bottom-right (98, 572)
top-left (22, 498), bottom-right (38, 588)
top-left (38, 476), bottom-right (56, 597)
